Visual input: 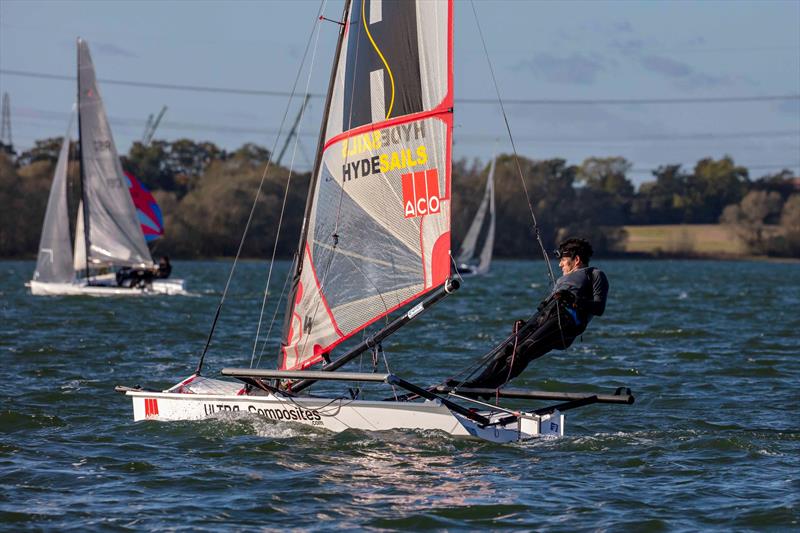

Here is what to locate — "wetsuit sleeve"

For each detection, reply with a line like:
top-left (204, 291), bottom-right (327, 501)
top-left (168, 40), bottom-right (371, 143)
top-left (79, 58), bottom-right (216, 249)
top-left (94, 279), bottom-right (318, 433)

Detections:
top-left (587, 270), bottom-right (609, 316)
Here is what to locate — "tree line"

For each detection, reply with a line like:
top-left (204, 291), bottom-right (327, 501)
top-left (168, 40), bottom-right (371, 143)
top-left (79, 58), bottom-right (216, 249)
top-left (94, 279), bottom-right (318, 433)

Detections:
top-left (1, 138), bottom-right (798, 259)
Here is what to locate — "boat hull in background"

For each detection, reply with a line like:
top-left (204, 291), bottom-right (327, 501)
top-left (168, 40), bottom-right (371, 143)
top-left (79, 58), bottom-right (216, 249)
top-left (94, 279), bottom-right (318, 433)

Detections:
top-left (29, 278), bottom-right (186, 296)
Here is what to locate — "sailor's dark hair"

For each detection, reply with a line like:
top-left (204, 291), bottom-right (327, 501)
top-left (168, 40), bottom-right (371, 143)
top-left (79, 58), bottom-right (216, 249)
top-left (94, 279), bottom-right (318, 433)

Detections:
top-left (558, 237), bottom-right (593, 264)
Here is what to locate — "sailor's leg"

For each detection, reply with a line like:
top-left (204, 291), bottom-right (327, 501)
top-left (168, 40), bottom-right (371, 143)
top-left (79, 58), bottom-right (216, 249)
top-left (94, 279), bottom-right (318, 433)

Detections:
top-left (466, 310), bottom-right (578, 388)
top-left (499, 314), bottom-right (578, 383)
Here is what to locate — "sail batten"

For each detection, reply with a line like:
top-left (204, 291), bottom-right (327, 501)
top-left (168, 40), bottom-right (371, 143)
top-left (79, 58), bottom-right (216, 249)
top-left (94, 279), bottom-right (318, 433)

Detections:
top-left (281, 0), bottom-right (453, 371)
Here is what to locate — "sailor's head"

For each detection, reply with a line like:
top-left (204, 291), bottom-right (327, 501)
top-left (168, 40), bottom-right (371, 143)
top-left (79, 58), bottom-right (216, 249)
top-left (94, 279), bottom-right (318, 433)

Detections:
top-left (554, 238), bottom-right (592, 274)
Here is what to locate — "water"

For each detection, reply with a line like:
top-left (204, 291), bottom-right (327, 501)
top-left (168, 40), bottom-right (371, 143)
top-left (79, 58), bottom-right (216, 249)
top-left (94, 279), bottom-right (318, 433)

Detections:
top-left (1, 259), bottom-right (798, 530)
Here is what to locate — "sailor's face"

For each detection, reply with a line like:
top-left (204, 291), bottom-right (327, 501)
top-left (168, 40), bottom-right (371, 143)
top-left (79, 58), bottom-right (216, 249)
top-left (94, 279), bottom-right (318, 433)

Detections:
top-left (559, 254), bottom-right (579, 275)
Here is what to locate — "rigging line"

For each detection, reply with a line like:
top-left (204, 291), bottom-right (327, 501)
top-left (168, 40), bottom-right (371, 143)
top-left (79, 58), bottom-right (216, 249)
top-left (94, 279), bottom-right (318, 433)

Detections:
top-left (457, 94), bottom-right (800, 105)
top-left (294, 4), bottom-right (359, 364)
top-left (256, 267), bottom-right (293, 369)
top-left (276, 392), bottom-right (354, 416)
top-left (0, 69), bottom-right (325, 99)
top-left (329, 4), bottom-right (394, 327)
top-left (296, 2), bottom-right (397, 360)
top-left (291, 1), bottom-right (355, 366)
top-left (195, 0), bottom-right (327, 376)
top-left (18, 108), bottom-right (800, 142)
top-left (251, 1), bottom-right (328, 367)
top-left (449, 253), bottom-right (464, 285)
top-left (6, 70), bottom-right (798, 105)
top-left (381, 346), bottom-right (399, 401)
top-left (319, 2), bottom-right (422, 334)
top-left (470, 0), bottom-right (556, 288)
top-left (361, 0), bottom-right (395, 119)
top-left (294, 0), bottom-right (395, 362)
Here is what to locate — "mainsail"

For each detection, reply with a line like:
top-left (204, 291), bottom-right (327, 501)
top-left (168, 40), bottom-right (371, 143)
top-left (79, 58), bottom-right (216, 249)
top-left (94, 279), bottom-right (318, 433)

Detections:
top-left (33, 110), bottom-right (75, 283)
top-left (455, 155), bottom-right (496, 275)
top-left (281, 0), bottom-right (454, 370)
top-left (77, 38), bottom-right (152, 269)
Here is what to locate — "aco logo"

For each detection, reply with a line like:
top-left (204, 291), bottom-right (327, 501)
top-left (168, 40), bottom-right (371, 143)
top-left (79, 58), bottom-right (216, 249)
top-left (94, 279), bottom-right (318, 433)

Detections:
top-left (401, 169), bottom-right (441, 218)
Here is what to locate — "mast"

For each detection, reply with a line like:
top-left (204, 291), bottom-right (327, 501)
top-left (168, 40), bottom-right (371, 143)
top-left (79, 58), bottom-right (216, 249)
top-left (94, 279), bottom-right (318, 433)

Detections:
top-left (276, 94), bottom-right (311, 166)
top-left (296, 0), bottom-right (350, 278)
top-left (76, 38), bottom-right (91, 282)
top-left (282, 0), bottom-right (352, 350)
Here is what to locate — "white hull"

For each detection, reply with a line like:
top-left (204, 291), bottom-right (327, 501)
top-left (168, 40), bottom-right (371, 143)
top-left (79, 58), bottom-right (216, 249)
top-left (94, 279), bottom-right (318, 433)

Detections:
top-left (29, 278), bottom-right (186, 296)
top-left (456, 264), bottom-right (480, 278)
top-left (124, 388), bottom-right (564, 444)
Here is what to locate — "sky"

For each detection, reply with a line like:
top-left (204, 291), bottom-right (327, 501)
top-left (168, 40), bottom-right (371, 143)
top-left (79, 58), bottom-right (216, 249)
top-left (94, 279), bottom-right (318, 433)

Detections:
top-left (1, 0), bottom-right (798, 186)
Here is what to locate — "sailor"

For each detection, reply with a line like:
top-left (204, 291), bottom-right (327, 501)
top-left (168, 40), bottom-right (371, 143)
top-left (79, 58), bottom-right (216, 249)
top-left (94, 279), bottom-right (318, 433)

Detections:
top-left (155, 256), bottom-right (172, 279)
top-left (115, 266), bottom-right (148, 288)
top-left (461, 237), bottom-right (608, 389)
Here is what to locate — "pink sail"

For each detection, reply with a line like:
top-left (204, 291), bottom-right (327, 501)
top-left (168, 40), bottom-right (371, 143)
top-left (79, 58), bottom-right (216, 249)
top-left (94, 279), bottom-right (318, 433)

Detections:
top-left (281, 0), bottom-right (454, 371)
top-left (125, 170), bottom-right (164, 242)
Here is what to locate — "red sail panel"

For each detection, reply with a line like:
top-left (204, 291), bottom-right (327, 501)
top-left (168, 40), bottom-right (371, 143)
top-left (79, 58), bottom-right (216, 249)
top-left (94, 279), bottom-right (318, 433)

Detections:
top-left (281, 0), bottom-right (453, 370)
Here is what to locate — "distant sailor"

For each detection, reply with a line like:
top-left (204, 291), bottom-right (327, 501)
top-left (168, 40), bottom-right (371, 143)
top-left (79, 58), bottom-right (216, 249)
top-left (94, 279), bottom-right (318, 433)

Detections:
top-left (116, 256), bottom-right (172, 288)
top-left (155, 256), bottom-right (172, 279)
top-left (460, 238), bottom-right (608, 389)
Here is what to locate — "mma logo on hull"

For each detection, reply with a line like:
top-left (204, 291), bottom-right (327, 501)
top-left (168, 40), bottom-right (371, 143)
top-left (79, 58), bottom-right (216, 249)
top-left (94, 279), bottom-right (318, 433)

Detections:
top-left (402, 168), bottom-right (441, 218)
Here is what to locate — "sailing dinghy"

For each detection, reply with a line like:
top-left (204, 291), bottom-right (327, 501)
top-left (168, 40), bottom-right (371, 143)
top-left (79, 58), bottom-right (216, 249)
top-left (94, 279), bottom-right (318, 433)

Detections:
top-left (117, 0), bottom-right (632, 443)
top-left (455, 154), bottom-right (496, 277)
top-left (29, 38), bottom-right (185, 296)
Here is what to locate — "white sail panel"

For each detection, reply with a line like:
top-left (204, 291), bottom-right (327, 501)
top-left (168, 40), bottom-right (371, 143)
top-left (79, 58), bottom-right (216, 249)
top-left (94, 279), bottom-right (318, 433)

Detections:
top-left (281, 0), bottom-right (453, 370)
top-left (73, 201), bottom-right (86, 272)
top-left (456, 156), bottom-right (496, 274)
top-left (477, 168), bottom-right (496, 275)
top-left (34, 112), bottom-right (75, 284)
top-left (77, 38), bottom-right (153, 269)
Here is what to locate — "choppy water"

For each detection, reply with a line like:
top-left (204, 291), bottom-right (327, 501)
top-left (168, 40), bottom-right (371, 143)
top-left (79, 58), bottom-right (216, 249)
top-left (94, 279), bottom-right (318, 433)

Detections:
top-left (1, 259), bottom-right (798, 530)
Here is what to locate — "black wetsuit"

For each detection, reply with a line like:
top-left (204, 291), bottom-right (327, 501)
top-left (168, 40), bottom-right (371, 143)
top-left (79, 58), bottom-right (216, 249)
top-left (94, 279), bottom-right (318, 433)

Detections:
top-left (464, 267), bottom-right (609, 389)
top-left (116, 267), bottom-right (154, 288)
top-left (155, 261), bottom-right (171, 279)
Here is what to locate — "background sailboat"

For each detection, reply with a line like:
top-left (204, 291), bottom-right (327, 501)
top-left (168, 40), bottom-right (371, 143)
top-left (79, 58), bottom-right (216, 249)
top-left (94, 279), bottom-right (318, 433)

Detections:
top-left (29, 38), bottom-right (184, 296)
top-left (455, 154), bottom-right (496, 277)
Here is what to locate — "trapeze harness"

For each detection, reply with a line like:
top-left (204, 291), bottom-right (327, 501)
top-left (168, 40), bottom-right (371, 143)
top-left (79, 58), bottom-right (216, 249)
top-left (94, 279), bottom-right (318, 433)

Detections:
top-left (546, 266), bottom-right (609, 330)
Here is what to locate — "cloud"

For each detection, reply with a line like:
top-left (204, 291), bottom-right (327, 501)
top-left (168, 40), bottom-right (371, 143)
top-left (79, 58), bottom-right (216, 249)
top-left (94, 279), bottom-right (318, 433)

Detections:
top-left (613, 20), bottom-right (634, 33)
top-left (776, 98), bottom-right (800, 117)
top-left (610, 38), bottom-right (646, 55)
top-left (518, 53), bottom-right (605, 85)
top-left (92, 42), bottom-right (137, 58)
top-left (641, 55), bottom-right (692, 77)
top-left (504, 100), bottom-right (669, 141)
top-left (640, 54), bottom-right (730, 88)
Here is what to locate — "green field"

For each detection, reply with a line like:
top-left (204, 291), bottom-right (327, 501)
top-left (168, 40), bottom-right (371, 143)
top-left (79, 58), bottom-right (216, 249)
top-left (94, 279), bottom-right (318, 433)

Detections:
top-left (614, 225), bottom-right (749, 257)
